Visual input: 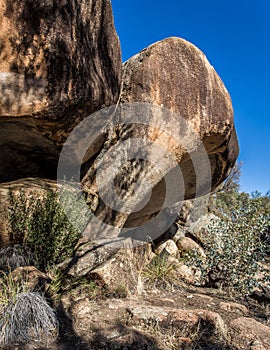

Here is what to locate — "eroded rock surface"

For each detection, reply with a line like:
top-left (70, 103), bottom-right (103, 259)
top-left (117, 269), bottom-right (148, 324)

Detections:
top-left (0, 0), bottom-right (122, 182)
top-left (120, 37), bottom-right (238, 196)
top-left (230, 317), bottom-right (270, 349)
top-left (58, 288), bottom-right (269, 350)
top-left (80, 37), bottom-right (239, 238)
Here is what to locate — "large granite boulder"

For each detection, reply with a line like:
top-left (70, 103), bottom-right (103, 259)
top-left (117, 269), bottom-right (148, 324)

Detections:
top-left (120, 37), bottom-right (238, 194)
top-left (0, 0), bottom-right (122, 182)
top-left (79, 37), bottom-right (239, 240)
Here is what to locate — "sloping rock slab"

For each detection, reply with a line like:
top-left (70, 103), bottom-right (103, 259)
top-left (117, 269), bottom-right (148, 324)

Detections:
top-left (230, 317), bottom-right (270, 349)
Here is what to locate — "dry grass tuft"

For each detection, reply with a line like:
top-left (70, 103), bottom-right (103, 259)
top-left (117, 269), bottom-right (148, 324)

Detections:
top-left (0, 245), bottom-right (34, 273)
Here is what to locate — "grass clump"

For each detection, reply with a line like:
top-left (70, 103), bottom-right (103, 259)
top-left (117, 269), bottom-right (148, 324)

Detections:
top-left (0, 271), bottom-right (26, 308)
top-left (47, 266), bottom-right (99, 302)
top-left (0, 292), bottom-right (58, 348)
top-left (0, 271), bottom-right (58, 347)
top-left (142, 255), bottom-right (178, 288)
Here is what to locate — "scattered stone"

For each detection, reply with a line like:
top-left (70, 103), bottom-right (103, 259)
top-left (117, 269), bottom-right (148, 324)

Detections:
top-left (172, 225), bottom-right (185, 242)
top-left (174, 264), bottom-right (202, 284)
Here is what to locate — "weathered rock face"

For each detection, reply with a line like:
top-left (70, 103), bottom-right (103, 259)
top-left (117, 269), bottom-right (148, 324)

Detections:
top-left (60, 291), bottom-right (254, 350)
top-left (0, 0), bottom-right (122, 182)
top-left (80, 37), bottom-right (239, 238)
top-left (120, 37), bottom-right (238, 194)
top-left (186, 213), bottom-right (221, 246)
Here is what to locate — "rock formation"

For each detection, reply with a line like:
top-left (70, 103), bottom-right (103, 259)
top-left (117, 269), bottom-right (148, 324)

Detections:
top-left (1, 5), bottom-right (269, 350)
top-left (79, 37), bottom-right (239, 239)
top-left (0, 0), bottom-right (122, 182)
top-left (0, 1), bottom-right (239, 244)
top-left (120, 37), bottom-right (238, 195)
top-left (0, 3), bottom-right (239, 253)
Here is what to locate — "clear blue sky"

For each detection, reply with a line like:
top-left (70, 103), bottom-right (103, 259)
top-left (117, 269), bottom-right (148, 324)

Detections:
top-left (111, 0), bottom-right (270, 194)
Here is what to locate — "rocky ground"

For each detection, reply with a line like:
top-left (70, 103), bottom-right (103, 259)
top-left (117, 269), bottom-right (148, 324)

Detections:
top-left (6, 241), bottom-right (268, 350)
top-left (42, 281), bottom-right (270, 350)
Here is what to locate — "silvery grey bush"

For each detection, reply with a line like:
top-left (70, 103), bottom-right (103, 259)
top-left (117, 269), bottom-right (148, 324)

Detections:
top-left (0, 292), bottom-right (58, 348)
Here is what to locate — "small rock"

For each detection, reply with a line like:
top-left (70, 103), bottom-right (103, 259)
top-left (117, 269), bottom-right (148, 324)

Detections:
top-left (127, 305), bottom-right (169, 324)
top-left (162, 309), bottom-right (227, 340)
top-left (154, 239), bottom-right (179, 258)
top-left (175, 264), bottom-right (201, 284)
top-left (11, 266), bottom-right (51, 292)
top-left (176, 236), bottom-right (205, 257)
top-left (219, 301), bottom-right (248, 315)
top-left (173, 225), bottom-right (185, 241)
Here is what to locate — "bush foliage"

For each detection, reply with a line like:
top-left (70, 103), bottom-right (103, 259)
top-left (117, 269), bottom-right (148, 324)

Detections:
top-left (8, 187), bottom-right (86, 271)
top-left (186, 186), bottom-right (270, 294)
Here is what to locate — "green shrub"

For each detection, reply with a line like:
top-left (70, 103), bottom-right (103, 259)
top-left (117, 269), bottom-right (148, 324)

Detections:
top-left (0, 291), bottom-right (58, 348)
top-left (185, 198), bottom-right (269, 294)
top-left (8, 187), bottom-right (86, 271)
